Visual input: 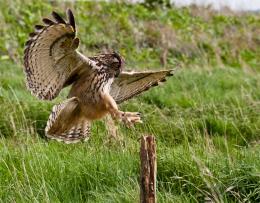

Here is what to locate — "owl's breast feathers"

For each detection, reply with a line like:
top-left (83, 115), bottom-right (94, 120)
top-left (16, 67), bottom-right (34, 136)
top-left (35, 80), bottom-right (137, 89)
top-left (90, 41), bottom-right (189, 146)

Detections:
top-left (66, 65), bottom-right (114, 120)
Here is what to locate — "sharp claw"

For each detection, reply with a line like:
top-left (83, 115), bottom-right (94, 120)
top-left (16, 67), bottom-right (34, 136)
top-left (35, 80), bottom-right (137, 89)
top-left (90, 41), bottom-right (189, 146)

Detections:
top-left (120, 111), bottom-right (143, 127)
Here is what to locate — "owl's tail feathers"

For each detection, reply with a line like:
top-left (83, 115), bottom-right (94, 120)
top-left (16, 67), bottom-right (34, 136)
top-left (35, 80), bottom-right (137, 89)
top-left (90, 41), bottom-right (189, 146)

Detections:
top-left (45, 97), bottom-right (91, 144)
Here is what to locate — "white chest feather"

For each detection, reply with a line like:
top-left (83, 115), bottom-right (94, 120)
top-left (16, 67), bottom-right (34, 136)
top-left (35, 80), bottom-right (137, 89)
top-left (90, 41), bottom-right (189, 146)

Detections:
top-left (103, 78), bottom-right (113, 94)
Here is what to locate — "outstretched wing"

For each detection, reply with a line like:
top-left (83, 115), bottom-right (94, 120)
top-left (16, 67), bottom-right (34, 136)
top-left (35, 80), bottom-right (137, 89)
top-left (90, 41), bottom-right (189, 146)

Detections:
top-left (110, 69), bottom-right (176, 104)
top-left (24, 9), bottom-right (87, 100)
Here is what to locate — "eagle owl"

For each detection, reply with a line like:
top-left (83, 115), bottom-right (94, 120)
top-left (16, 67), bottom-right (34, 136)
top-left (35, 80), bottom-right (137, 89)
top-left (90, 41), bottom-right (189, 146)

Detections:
top-left (23, 9), bottom-right (176, 143)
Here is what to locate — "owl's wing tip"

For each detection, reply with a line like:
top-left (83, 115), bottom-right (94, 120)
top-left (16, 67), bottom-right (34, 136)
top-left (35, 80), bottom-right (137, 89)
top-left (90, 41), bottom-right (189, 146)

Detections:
top-left (23, 9), bottom-right (80, 101)
top-left (66, 8), bottom-right (76, 31)
top-left (51, 11), bottom-right (66, 24)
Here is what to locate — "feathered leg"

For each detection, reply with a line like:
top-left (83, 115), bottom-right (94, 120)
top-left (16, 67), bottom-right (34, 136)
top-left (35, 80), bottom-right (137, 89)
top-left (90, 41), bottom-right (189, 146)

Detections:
top-left (103, 93), bottom-right (142, 127)
top-left (105, 115), bottom-right (120, 140)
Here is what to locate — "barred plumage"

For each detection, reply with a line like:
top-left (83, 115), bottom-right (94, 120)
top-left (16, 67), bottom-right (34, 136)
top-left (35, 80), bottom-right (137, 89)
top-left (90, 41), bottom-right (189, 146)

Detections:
top-left (45, 97), bottom-right (91, 144)
top-left (23, 9), bottom-right (177, 143)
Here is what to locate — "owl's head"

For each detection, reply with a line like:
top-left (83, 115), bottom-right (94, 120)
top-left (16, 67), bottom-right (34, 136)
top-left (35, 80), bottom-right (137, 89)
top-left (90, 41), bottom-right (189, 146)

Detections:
top-left (112, 52), bottom-right (124, 77)
top-left (90, 52), bottom-right (124, 78)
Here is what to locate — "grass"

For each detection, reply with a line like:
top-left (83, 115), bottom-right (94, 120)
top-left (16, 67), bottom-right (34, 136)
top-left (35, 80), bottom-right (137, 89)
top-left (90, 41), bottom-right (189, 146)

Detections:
top-left (0, 1), bottom-right (260, 202)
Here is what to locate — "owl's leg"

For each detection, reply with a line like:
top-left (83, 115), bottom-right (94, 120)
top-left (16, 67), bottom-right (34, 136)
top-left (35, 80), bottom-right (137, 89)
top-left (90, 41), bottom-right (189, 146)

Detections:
top-left (104, 115), bottom-right (120, 140)
top-left (110, 108), bottom-right (142, 127)
top-left (103, 94), bottom-right (142, 127)
top-left (103, 115), bottom-right (126, 146)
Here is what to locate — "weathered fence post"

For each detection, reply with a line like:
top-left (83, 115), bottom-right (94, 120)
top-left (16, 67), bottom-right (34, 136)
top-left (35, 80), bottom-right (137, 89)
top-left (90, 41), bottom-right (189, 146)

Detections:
top-left (140, 135), bottom-right (157, 203)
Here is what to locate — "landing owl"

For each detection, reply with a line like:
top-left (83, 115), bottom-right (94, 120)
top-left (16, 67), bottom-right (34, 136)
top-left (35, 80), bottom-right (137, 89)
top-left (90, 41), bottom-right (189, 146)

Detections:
top-left (23, 9), bottom-right (176, 143)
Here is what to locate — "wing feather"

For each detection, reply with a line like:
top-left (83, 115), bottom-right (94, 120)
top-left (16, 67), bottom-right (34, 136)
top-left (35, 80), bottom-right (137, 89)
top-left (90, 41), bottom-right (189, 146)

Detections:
top-left (110, 69), bottom-right (176, 104)
top-left (23, 9), bottom-right (87, 100)
top-left (42, 18), bottom-right (55, 25)
top-left (51, 11), bottom-right (66, 24)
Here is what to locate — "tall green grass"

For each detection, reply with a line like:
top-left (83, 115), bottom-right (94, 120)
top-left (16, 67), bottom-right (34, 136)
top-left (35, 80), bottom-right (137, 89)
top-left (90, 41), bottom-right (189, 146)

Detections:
top-left (0, 1), bottom-right (259, 202)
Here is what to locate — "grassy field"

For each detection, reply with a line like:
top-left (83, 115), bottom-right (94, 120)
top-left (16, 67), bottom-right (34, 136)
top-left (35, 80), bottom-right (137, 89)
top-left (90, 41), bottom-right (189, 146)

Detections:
top-left (0, 1), bottom-right (260, 202)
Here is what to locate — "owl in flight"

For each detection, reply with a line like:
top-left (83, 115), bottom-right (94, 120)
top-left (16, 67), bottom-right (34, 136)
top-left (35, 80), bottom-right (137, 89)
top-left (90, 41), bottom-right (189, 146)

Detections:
top-left (23, 9), bottom-right (176, 143)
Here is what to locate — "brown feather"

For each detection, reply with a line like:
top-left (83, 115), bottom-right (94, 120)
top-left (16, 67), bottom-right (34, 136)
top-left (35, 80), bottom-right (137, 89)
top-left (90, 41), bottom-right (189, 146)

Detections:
top-left (52, 11), bottom-right (66, 24)
top-left (67, 9), bottom-right (76, 31)
top-left (42, 18), bottom-right (55, 25)
top-left (29, 32), bottom-right (37, 37)
top-left (110, 69), bottom-right (177, 104)
top-left (45, 97), bottom-right (91, 144)
top-left (35, 24), bottom-right (44, 30)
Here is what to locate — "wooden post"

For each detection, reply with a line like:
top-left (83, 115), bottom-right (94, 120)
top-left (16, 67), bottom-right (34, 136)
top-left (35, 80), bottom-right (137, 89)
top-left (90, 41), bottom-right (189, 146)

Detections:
top-left (140, 135), bottom-right (157, 203)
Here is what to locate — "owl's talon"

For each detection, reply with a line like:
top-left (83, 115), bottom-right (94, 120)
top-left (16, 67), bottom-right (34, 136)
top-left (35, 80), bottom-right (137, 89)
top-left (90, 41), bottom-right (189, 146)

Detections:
top-left (120, 111), bottom-right (142, 127)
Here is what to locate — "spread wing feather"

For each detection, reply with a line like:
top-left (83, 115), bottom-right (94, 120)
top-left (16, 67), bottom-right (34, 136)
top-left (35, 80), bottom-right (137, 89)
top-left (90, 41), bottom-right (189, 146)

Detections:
top-left (24, 9), bottom-right (86, 100)
top-left (110, 69), bottom-right (176, 104)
